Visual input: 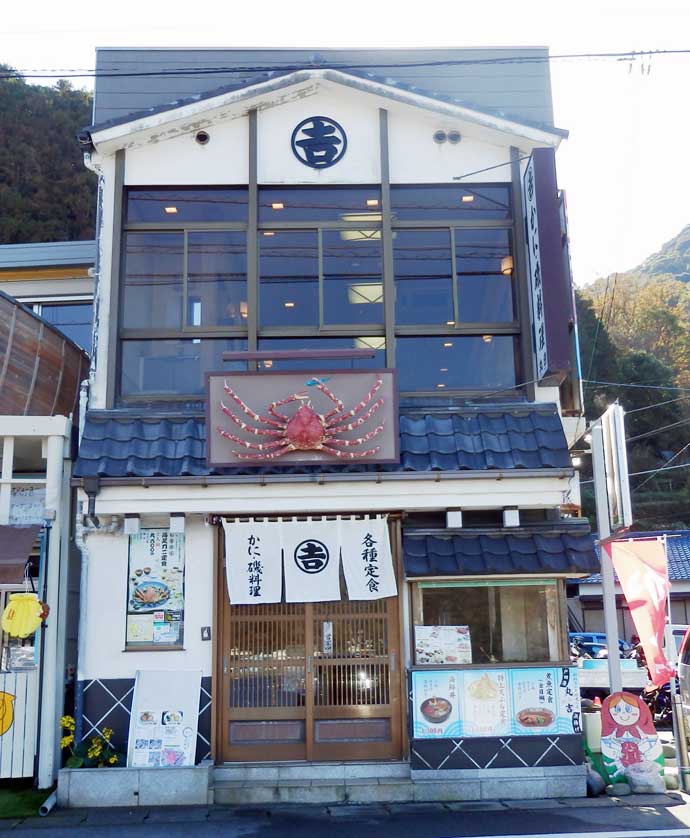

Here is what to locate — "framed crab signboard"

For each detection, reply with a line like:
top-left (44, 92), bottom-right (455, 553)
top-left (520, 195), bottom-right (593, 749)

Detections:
top-left (206, 369), bottom-right (399, 466)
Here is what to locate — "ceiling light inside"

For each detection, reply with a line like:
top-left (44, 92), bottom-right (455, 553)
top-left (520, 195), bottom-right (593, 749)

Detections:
top-left (271, 202), bottom-right (284, 210)
top-left (284, 301), bottom-right (295, 308)
top-left (482, 335), bottom-right (493, 343)
top-left (461, 195), bottom-right (474, 203)
top-left (443, 342), bottom-right (453, 348)
top-left (164, 206), bottom-right (178, 214)
top-left (366, 199), bottom-right (379, 207)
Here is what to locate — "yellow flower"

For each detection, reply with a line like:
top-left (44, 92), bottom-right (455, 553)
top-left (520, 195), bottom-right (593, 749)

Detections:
top-left (60, 716), bottom-right (75, 731)
top-left (108, 755), bottom-right (118, 765)
top-left (60, 734), bottom-right (74, 749)
top-left (102, 727), bottom-right (113, 741)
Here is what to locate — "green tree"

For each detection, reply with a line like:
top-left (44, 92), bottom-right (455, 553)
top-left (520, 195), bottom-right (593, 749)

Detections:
top-left (0, 65), bottom-right (96, 243)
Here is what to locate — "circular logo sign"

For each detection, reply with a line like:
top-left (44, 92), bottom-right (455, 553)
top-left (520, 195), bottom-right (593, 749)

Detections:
top-left (291, 116), bottom-right (347, 169)
top-left (294, 539), bottom-right (330, 574)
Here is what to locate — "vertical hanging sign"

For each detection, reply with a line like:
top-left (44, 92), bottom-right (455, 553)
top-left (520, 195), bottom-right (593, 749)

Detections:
top-left (222, 521), bottom-right (282, 604)
top-left (523, 154), bottom-right (548, 381)
top-left (340, 517), bottom-right (397, 600)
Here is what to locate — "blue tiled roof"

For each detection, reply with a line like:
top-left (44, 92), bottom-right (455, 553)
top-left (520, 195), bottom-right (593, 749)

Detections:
top-left (582, 531), bottom-right (690, 583)
top-left (403, 529), bottom-right (599, 577)
top-left (74, 405), bottom-right (571, 478)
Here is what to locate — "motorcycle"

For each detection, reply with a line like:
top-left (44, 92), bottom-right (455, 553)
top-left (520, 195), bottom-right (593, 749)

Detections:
top-left (643, 681), bottom-right (673, 726)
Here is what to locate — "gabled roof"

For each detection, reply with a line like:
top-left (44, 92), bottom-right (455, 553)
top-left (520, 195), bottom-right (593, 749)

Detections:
top-left (80, 68), bottom-right (566, 153)
top-left (94, 46), bottom-right (557, 128)
top-left (580, 531), bottom-right (690, 584)
top-left (0, 240), bottom-right (96, 270)
top-left (74, 404), bottom-right (572, 479)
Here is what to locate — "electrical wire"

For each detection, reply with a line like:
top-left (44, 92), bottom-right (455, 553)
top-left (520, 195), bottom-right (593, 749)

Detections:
top-left (584, 380), bottom-right (690, 393)
top-left (625, 396), bottom-right (690, 414)
top-left (3, 48), bottom-right (690, 80)
top-left (579, 460), bottom-right (690, 486)
top-left (627, 417), bottom-right (690, 443)
top-left (633, 441), bottom-right (690, 493)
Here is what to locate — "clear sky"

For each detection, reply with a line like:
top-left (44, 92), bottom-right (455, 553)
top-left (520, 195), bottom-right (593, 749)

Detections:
top-left (3, 0), bottom-right (689, 286)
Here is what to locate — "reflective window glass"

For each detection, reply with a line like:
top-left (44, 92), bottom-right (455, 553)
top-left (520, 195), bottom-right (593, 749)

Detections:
top-left (122, 232), bottom-right (184, 329)
top-left (126, 188), bottom-right (248, 223)
top-left (455, 229), bottom-right (514, 322)
top-left (259, 231), bottom-right (318, 327)
top-left (40, 303), bottom-right (93, 354)
top-left (391, 185), bottom-right (511, 221)
top-left (187, 231), bottom-right (247, 328)
top-left (323, 230), bottom-right (383, 325)
top-left (394, 229), bottom-right (454, 325)
top-left (259, 187), bottom-right (382, 223)
top-left (120, 339), bottom-right (247, 396)
top-left (396, 336), bottom-right (517, 392)
top-left (257, 337), bottom-right (385, 371)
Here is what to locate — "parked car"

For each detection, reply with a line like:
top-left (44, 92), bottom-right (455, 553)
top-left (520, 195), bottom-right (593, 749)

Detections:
top-left (569, 632), bottom-right (632, 655)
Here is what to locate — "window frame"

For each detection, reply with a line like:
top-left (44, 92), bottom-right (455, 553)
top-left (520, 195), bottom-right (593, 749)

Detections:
top-left (117, 182), bottom-right (522, 402)
top-left (411, 577), bottom-right (569, 667)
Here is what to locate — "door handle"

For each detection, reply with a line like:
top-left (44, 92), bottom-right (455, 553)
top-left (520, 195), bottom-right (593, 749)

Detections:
top-left (390, 652), bottom-right (396, 672)
top-left (223, 656), bottom-right (228, 675)
top-left (306, 656), bottom-right (312, 674)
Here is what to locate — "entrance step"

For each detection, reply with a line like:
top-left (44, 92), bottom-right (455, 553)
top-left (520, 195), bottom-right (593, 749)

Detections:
top-left (213, 778), bottom-right (414, 805)
top-left (214, 761), bottom-right (411, 785)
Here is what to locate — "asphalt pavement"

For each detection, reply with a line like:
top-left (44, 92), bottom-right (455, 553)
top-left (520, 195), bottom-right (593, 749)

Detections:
top-left (3, 794), bottom-right (690, 838)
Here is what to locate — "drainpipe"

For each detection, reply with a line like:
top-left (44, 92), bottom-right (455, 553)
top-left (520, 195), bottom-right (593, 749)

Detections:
top-left (73, 487), bottom-right (119, 747)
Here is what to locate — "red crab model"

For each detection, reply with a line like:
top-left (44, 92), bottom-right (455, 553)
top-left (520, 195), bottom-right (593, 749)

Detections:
top-left (217, 377), bottom-right (386, 460)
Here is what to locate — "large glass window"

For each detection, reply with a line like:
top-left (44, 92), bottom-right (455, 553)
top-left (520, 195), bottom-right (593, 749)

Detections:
top-left (126, 188), bottom-right (248, 223)
top-left (323, 231), bottom-right (383, 325)
top-left (120, 339), bottom-right (247, 397)
top-left (257, 337), bottom-right (385, 371)
top-left (417, 580), bottom-right (562, 664)
top-left (391, 184), bottom-right (511, 222)
top-left (40, 303), bottom-right (93, 354)
top-left (259, 186), bottom-right (381, 223)
top-left (456, 229), bottom-right (514, 323)
top-left (187, 231), bottom-right (247, 327)
top-left (394, 229), bottom-right (454, 325)
top-left (259, 230), bottom-right (319, 327)
top-left (122, 232), bottom-right (184, 329)
top-left (396, 336), bottom-right (518, 392)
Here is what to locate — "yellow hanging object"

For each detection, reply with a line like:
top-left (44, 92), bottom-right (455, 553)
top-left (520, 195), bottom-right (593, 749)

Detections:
top-left (1, 593), bottom-right (43, 639)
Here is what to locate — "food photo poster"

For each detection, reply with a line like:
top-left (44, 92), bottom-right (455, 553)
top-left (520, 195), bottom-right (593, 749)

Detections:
top-left (411, 666), bottom-right (580, 738)
top-left (126, 530), bottom-right (185, 648)
top-left (414, 625), bottom-right (472, 665)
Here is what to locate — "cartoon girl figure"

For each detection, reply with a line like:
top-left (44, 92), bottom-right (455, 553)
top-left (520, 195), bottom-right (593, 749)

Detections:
top-left (601, 692), bottom-right (663, 784)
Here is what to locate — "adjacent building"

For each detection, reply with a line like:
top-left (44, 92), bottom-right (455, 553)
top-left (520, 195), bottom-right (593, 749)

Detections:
top-left (65, 47), bottom-right (598, 804)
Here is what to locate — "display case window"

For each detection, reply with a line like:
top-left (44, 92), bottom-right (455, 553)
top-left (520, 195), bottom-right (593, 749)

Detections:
top-left (414, 579), bottom-right (564, 665)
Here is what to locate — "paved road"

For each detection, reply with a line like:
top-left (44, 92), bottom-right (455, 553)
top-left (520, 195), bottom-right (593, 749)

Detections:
top-left (3, 795), bottom-right (690, 838)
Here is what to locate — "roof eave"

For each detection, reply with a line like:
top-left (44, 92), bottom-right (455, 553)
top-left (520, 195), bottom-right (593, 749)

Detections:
top-left (84, 67), bottom-right (566, 154)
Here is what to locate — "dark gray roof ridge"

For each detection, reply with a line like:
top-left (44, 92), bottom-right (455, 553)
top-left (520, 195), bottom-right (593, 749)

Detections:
top-left (80, 66), bottom-right (567, 141)
top-left (0, 240), bottom-right (96, 269)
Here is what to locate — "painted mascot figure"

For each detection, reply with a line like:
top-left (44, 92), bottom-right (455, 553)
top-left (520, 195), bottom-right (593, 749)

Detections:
top-left (600, 691), bottom-right (665, 793)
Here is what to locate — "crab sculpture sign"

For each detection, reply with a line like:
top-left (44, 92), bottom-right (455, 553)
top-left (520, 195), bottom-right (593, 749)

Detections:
top-left (206, 370), bottom-right (398, 466)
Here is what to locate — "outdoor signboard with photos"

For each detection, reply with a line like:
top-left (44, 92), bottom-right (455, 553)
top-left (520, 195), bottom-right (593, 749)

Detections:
top-left (126, 530), bottom-right (185, 648)
top-left (411, 665), bottom-right (581, 739)
top-left (206, 370), bottom-right (398, 467)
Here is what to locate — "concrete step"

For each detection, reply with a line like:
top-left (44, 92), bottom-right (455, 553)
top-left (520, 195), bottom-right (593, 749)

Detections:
top-left (214, 761), bottom-right (410, 784)
top-left (213, 778), bottom-right (414, 805)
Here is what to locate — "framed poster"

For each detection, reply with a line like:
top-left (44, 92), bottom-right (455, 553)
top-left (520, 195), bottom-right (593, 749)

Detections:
top-left (411, 671), bottom-right (461, 738)
top-left (125, 530), bottom-right (185, 649)
top-left (127, 670), bottom-right (201, 768)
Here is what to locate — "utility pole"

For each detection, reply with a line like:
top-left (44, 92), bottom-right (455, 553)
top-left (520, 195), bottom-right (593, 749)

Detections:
top-left (591, 421), bottom-right (623, 694)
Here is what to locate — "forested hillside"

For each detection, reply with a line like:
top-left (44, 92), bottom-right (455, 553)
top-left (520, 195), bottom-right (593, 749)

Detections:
top-left (578, 225), bottom-right (690, 529)
top-left (0, 67), bottom-right (96, 243)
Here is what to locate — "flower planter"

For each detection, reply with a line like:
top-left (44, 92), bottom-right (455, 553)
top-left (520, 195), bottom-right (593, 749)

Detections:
top-left (57, 764), bottom-right (212, 808)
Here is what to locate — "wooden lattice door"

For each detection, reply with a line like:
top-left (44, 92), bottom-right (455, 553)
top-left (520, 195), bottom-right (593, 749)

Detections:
top-left (220, 592), bottom-right (402, 762)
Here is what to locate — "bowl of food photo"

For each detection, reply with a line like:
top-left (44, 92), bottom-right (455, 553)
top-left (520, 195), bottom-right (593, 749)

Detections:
top-left (516, 707), bottom-right (555, 728)
top-left (420, 696), bottom-right (452, 724)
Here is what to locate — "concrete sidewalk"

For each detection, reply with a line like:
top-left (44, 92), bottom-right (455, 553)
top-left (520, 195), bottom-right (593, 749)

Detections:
top-left (2, 791), bottom-right (689, 833)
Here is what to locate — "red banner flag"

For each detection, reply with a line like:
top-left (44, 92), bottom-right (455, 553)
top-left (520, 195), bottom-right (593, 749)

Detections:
top-left (603, 538), bottom-right (674, 687)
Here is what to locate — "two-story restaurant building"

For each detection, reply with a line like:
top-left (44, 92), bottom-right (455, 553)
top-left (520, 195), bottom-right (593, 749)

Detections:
top-left (66, 47), bottom-right (598, 806)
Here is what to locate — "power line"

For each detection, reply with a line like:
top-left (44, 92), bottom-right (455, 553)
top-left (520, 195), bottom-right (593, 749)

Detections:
top-left (626, 396), bottom-right (690, 414)
top-left (580, 460), bottom-right (690, 485)
top-left (633, 441), bottom-right (690, 493)
top-left (3, 48), bottom-right (690, 80)
top-left (627, 417), bottom-right (690, 443)
top-left (584, 379), bottom-right (690, 393)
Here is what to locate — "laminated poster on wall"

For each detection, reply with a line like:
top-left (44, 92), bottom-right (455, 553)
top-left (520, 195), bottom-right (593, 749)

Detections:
top-left (414, 626), bottom-right (472, 665)
top-left (126, 530), bottom-right (185, 648)
top-left (127, 670), bottom-right (201, 768)
top-left (412, 666), bottom-right (581, 739)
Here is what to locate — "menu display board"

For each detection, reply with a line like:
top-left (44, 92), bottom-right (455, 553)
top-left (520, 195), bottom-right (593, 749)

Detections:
top-left (414, 625), bottom-right (472, 665)
top-left (127, 670), bottom-right (201, 768)
top-left (126, 531), bottom-right (185, 648)
top-left (411, 666), bottom-right (580, 739)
